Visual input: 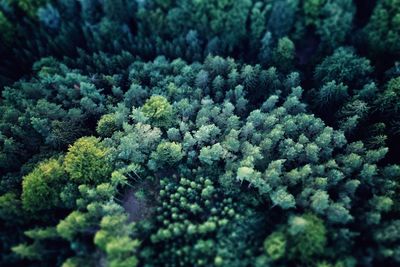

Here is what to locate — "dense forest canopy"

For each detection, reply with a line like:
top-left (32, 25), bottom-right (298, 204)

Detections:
top-left (1, 0), bottom-right (400, 266)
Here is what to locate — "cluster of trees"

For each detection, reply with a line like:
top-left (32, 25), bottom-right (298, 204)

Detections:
top-left (1, 0), bottom-right (400, 266)
top-left (1, 0), bottom-right (399, 85)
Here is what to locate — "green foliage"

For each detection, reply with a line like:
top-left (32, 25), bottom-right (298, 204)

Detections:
top-left (136, 0), bottom-right (253, 55)
top-left (94, 214), bottom-right (139, 267)
top-left (22, 157), bottom-right (67, 212)
top-left (57, 211), bottom-right (91, 241)
top-left (296, 0), bottom-right (355, 49)
top-left (364, 0), bottom-right (400, 57)
top-left (273, 37), bottom-right (295, 71)
top-left (61, 257), bottom-right (93, 267)
top-left (96, 113), bottom-right (119, 137)
top-left (2, 55), bottom-right (391, 266)
top-left (314, 47), bottom-right (373, 88)
top-left (263, 214), bottom-right (327, 264)
top-left (370, 77), bottom-right (400, 152)
top-left (146, 176), bottom-right (241, 266)
top-left (25, 227), bottom-right (59, 240)
top-left (375, 77), bottom-right (400, 116)
top-left (316, 0), bottom-right (354, 48)
top-left (287, 214), bottom-right (327, 262)
top-left (199, 143), bottom-right (226, 165)
top-left (149, 141), bottom-right (184, 170)
top-left (142, 95), bottom-right (174, 128)
top-left (1, 5), bottom-right (400, 265)
top-left (315, 81), bottom-right (349, 109)
top-left (12, 226), bottom-right (63, 263)
top-left (0, 192), bottom-right (23, 222)
top-left (6, 0), bottom-right (49, 17)
top-left (0, 11), bottom-right (14, 45)
top-left (12, 242), bottom-right (44, 260)
top-left (264, 231), bottom-right (286, 261)
top-left (64, 137), bottom-right (112, 184)
top-left (303, 0), bottom-right (326, 25)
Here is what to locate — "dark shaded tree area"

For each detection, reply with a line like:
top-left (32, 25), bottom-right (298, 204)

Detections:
top-left (1, 1), bottom-right (400, 267)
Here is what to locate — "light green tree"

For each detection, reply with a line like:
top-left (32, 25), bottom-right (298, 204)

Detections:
top-left (22, 157), bottom-right (67, 212)
top-left (142, 95), bottom-right (174, 128)
top-left (64, 136), bottom-right (112, 184)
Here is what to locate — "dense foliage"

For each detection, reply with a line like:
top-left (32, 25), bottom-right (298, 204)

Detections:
top-left (1, 0), bottom-right (400, 266)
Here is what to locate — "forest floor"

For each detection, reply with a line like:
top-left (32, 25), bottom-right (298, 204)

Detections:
top-left (122, 187), bottom-right (153, 222)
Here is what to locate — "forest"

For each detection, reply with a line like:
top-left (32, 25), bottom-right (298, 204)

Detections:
top-left (1, 0), bottom-right (400, 266)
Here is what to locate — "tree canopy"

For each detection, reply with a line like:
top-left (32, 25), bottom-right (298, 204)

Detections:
top-left (1, 1), bottom-right (400, 266)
